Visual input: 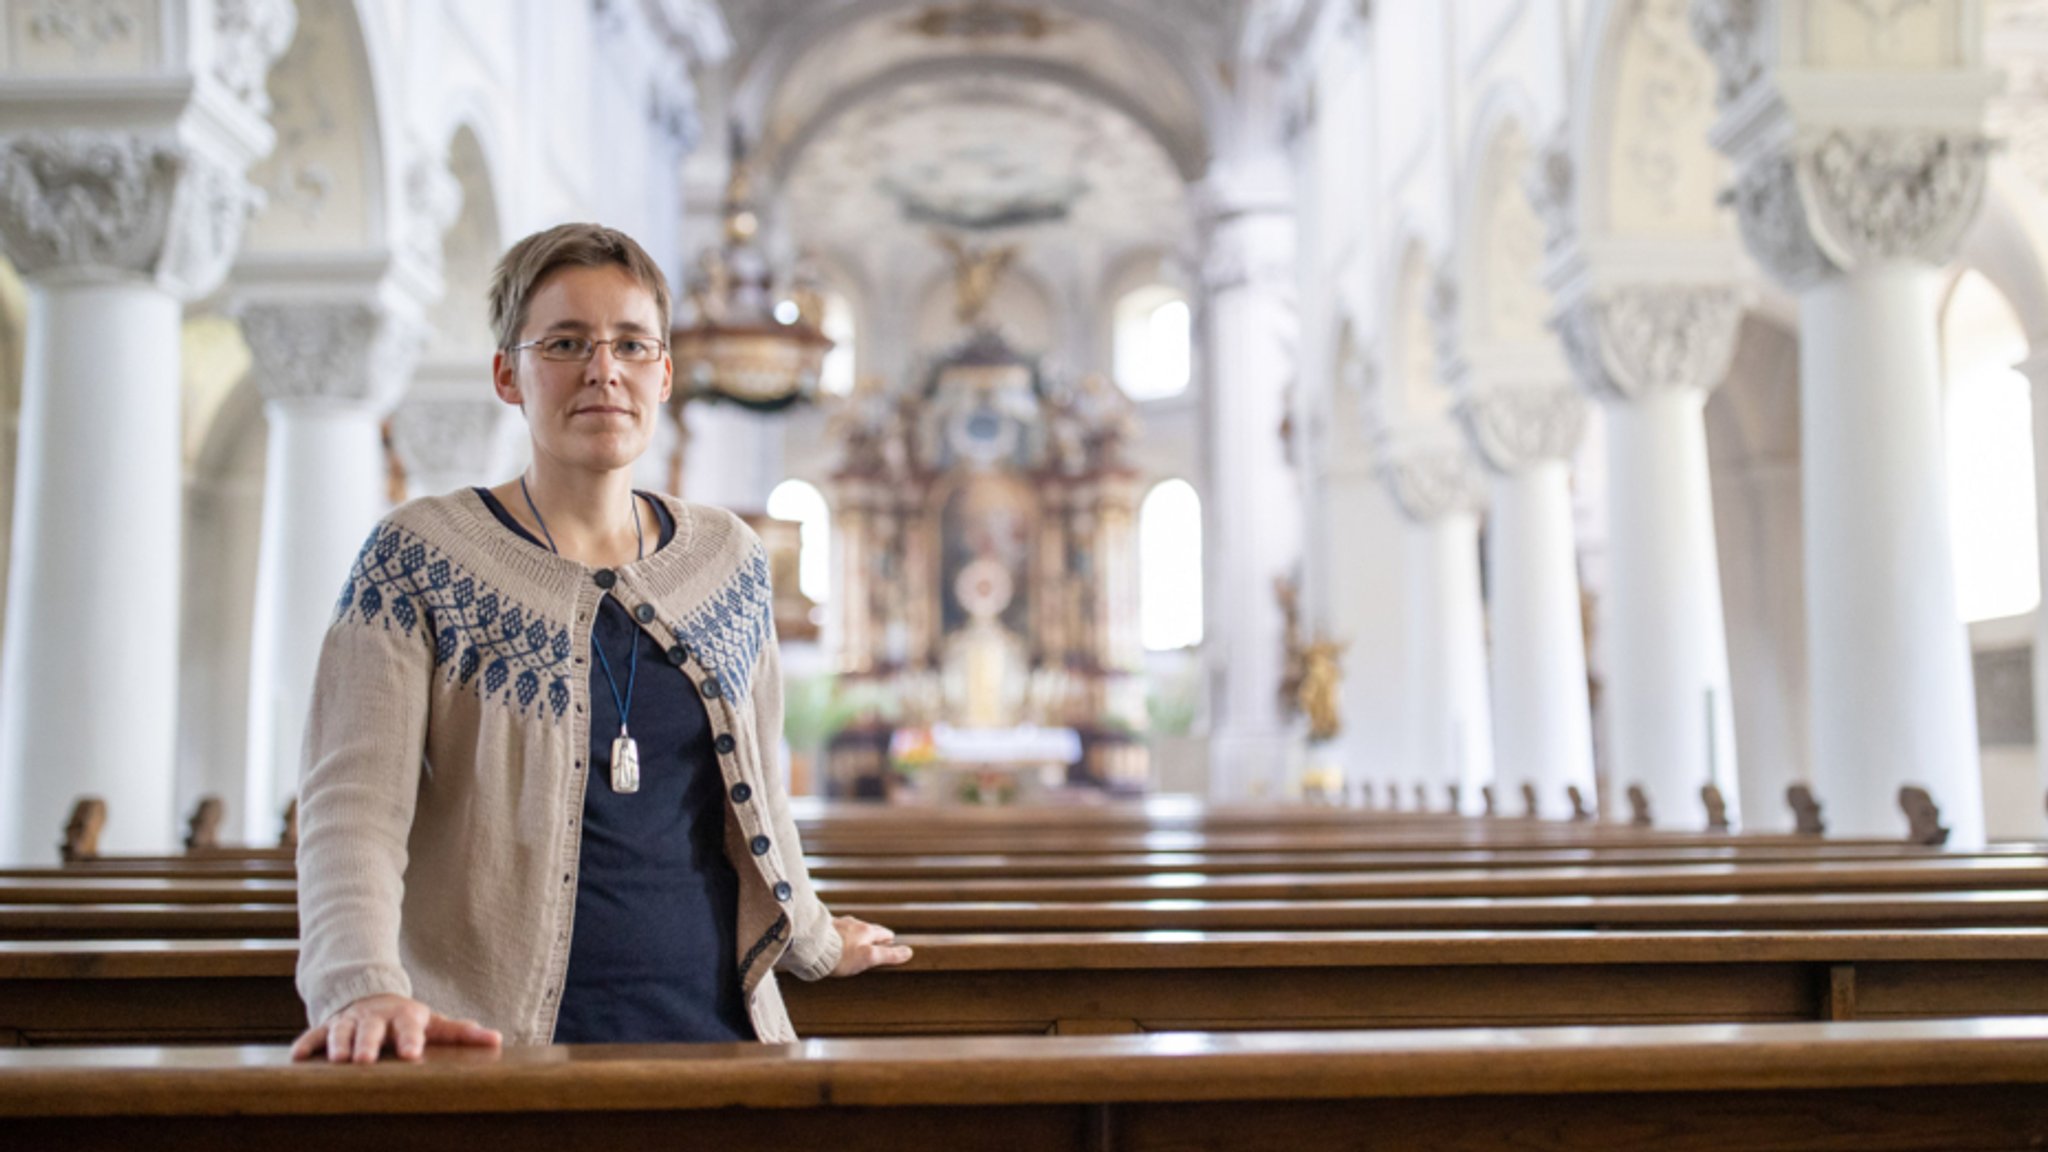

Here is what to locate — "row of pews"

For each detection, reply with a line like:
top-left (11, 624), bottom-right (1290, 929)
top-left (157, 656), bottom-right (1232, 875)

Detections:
top-left (1, 789), bottom-right (2047, 1149)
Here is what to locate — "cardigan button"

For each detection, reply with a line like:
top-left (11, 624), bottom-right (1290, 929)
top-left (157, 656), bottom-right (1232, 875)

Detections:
top-left (633, 603), bottom-right (655, 623)
top-left (593, 569), bottom-right (617, 590)
top-left (715, 734), bottom-right (736, 755)
top-left (666, 645), bottom-right (688, 666)
top-left (700, 677), bottom-right (722, 699)
top-left (750, 835), bottom-right (771, 856)
top-left (729, 782), bottom-right (753, 804)
top-left (773, 881), bottom-right (792, 902)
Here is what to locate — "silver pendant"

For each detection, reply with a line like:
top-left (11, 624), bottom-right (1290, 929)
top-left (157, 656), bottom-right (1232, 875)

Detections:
top-left (611, 734), bottom-right (640, 794)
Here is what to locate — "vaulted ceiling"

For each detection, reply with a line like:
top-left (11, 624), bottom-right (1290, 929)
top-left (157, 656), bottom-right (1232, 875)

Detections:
top-left (716, 1), bottom-right (1251, 273)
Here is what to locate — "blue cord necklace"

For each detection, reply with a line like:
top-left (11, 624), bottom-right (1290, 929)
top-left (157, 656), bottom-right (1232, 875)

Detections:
top-left (521, 475), bottom-right (646, 794)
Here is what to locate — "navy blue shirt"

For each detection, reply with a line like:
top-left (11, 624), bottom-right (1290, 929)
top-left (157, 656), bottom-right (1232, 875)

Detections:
top-left (475, 488), bottom-right (753, 1044)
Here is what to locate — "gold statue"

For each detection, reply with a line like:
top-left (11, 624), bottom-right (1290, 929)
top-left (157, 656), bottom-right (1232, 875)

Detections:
top-left (936, 233), bottom-right (1017, 327)
top-left (1298, 640), bottom-right (1346, 742)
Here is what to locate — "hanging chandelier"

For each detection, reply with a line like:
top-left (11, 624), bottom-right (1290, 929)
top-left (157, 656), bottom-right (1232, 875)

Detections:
top-left (670, 138), bottom-right (832, 412)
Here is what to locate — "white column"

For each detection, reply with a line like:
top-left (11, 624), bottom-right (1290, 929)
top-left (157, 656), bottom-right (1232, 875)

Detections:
top-left (238, 301), bottom-right (423, 842)
top-left (2023, 353), bottom-right (2048, 836)
top-left (1802, 265), bottom-right (1983, 845)
top-left (0, 132), bottom-right (268, 860)
top-left (1199, 160), bottom-right (1302, 801)
top-left (1381, 438), bottom-right (1494, 811)
top-left (1461, 386), bottom-right (1596, 819)
top-left (1556, 286), bottom-right (1744, 829)
top-left (1715, 120), bottom-right (1993, 844)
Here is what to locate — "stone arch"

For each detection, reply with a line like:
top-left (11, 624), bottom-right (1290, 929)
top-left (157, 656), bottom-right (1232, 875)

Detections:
top-left (1457, 86), bottom-right (1552, 353)
top-left (1569, 0), bottom-right (1727, 243)
top-left (428, 123), bottom-right (504, 361)
top-left (1383, 236), bottom-right (1453, 432)
top-left (242, 0), bottom-right (403, 255)
top-left (1959, 174), bottom-right (2048, 350)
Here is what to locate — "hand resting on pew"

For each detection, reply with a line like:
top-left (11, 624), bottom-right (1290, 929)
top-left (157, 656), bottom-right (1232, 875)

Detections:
top-left (291, 993), bottom-right (501, 1064)
top-left (291, 917), bottom-right (906, 1062)
top-left (831, 914), bottom-right (913, 976)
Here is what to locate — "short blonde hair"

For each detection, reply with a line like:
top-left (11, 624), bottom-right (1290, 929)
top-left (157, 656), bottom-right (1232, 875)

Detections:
top-left (487, 223), bottom-right (672, 352)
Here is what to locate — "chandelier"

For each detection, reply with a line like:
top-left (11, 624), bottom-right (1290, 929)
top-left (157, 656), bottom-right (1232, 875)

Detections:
top-left (670, 140), bottom-right (832, 412)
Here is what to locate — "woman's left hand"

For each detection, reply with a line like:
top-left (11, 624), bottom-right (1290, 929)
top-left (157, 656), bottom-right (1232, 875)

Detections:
top-left (830, 915), bottom-right (913, 976)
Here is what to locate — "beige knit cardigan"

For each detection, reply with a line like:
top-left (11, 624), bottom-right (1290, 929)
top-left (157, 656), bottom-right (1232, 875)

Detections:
top-left (295, 489), bottom-right (842, 1045)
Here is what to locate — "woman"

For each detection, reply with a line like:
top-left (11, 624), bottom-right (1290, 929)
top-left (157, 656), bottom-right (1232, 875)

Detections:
top-left (291, 223), bottom-right (908, 1064)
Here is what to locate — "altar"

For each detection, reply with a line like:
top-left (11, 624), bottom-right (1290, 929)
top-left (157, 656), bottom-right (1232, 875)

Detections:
top-left (822, 256), bottom-right (1149, 801)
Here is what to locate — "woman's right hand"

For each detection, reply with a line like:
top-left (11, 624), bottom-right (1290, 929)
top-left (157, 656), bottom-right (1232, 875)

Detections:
top-left (290, 993), bottom-right (503, 1063)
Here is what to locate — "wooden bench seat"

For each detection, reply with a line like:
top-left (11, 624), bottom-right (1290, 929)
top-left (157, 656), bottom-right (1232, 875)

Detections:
top-left (8, 927), bottom-right (2048, 1046)
top-left (17, 841), bottom-right (2031, 885)
top-left (810, 857), bottom-right (2048, 902)
top-left (5, 1018), bottom-right (2048, 1151)
top-left (14, 886), bottom-right (2048, 942)
top-left (827, 889), bottom-right (2048, 932)
top-left (11, 854), bottom-right (2048, 907)
top-left (803, 842), bottom-right (2048, 879)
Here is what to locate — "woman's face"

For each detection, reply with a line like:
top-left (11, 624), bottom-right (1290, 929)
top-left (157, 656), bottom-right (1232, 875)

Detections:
top-left (492, 263), bottom-right (673, 475)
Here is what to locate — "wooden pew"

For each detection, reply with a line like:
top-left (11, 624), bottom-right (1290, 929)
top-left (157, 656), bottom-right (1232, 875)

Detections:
top-left (16, 886), bottom-right (2048, 944)
top-left (802, 842), bottom-right (2048, 880)
top-left (22, 840), bottom-right (2037, 886)
top-left (9, 926), bottom-right (2048, 1046)
top-left (14, 854), bottom-right (2048, 907)
top-left (809, 857), bottom-right (2048, 902)
top-left (5, 1018), bottom-right (2048, 1151)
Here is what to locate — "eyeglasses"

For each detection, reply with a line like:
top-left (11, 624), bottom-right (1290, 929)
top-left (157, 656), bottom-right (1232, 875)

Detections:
top-left (511, 335), bottom-right (669, 363)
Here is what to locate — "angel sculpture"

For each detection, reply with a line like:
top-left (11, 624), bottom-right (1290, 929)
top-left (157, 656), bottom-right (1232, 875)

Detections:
top-left (936, 232), bottom-right (1017, 327)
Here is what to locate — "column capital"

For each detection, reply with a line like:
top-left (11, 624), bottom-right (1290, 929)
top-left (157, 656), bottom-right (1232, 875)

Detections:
top-left (1554, 283), bottom-right (1744, 403)
top-left (388, 396), bottom-right (507, 483)
top-left (1198, 202), bottom-right (1296, 296)
top-left (1459, 385), bottom-right (1589, 475)
top-left (239, 299), bottom-right (427, 409)
top-left (1725, 128), bottom-right (1991, 290)
top-left (1377, 432), bottom-right (1487, 523)
top-left (0, 131), bottom-right (260, 297)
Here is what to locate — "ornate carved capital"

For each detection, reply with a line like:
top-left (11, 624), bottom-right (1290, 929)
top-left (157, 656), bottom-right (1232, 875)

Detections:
top-left (1554, 284), bottom-right (1743, 401)
top-left (1378, 436), bottom-right (1487, 523)
top-left (1459, 385), bottom-right (1589, 474)
top-left (1688, 0), bottom-right (1763, 107)
top-left (388, 397), bottom-right (506, 482)
top-left (1729, 129), bottom-right (1991, 289)
top-left (240, 301), bottom-right (426, 408)
top-left (0, 131), bottom-right (257, 297)
top-left (1199, 213), bottom-right (1295, 296)
top-left (212, 0), bottom-right (299, 115)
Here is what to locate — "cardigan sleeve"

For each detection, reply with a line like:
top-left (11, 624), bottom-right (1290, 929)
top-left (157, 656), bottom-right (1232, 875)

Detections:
top-left (755, 631), bottom-right (845, 981)
top-left (294, 525), bottom-right (435, 1026)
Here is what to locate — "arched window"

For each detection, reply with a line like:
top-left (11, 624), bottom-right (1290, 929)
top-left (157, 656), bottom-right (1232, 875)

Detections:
top-left (1943, 270), bottom-right (2040, 623)
top-left (1114, 285), bottom-right (1191, 401)
top-left (767, 479), bottom-right (832, 606)
top-left (820, 292), bottom-right (857, 398)
top-left (1140, 479), bottom-right (1203, 650)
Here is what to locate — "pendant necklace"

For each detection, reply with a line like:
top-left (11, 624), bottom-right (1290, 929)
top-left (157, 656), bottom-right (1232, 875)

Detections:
top-left (522, 476), bottom-right (645, 794)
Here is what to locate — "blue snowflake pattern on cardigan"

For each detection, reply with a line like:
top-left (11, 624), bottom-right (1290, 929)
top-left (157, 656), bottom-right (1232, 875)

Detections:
top-left (334, 523), bottom-right (574, 722)
top-left (671, 544), bottom-right (774, 703)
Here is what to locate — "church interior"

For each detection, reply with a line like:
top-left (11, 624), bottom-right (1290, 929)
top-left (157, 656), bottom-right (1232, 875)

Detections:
top-left (8, 1), bottom-right (2048, 1139)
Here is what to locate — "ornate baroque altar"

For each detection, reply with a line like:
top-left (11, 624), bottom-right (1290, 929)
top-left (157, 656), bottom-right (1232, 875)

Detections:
top-left (827, 322), bottom-right (1149, 797)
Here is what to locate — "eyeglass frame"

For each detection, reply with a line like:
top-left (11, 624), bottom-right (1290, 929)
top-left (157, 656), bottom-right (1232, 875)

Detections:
top-left (508, 334), bottom-right (671, 363)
